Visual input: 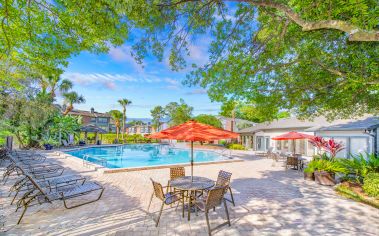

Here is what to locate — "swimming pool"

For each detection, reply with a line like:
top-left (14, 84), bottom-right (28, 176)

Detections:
top-left (65, 144), bottom-right (229, 169)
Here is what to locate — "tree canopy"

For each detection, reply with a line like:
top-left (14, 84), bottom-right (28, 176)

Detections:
top-left (194, 114), bottom-right (222, 128)
top-left (220, 100), bottom-right (290, 123)
top-left (129, 0), bottom-right (379, 119)
top-left (1, 0), bottom-right (378, 120)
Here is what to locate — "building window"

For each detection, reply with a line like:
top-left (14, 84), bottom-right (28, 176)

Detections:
top-left (350, 137), bottom-right (369, 156)
top-left (98, 117), bottom-right (108, 123)
top-left (90, 118), bottom-right (96, 123)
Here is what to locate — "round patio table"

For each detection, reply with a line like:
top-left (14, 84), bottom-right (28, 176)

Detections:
top-left (170, 176), bottom-right (214, 221)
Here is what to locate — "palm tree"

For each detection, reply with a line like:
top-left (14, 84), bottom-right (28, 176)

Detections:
top-left (39, 75), bottom-right (73, 98)
top-left (62, 92), bottom-right (85, 115)
top-left (109, 110), bottom-right (123, 140)
top-left (118, 99), bottom-right (132, 141)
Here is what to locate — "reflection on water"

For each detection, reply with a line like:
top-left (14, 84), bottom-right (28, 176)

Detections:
top-left (65, 144), bottom-right (226, 169)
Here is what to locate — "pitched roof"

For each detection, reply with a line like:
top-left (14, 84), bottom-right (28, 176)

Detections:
top-left (68, 109), bottom-right (111, 118)
top-left (238, 115), bottom-right (379, 134)
top-left (238, 116), bottom-right (331, 133)
top-left (313, 116), bottom-right (379, 131)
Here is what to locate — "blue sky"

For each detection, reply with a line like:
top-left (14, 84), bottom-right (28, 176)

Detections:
top-left (58, 37), bottom-right (221, 118)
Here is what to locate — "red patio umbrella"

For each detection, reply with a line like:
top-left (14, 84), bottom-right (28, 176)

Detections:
top-left (149, 120), bottom-right (239, 181)
top-left (272, 131), bottom-right (314, 140)
top-left (272, 131), bottom-right (314, 153)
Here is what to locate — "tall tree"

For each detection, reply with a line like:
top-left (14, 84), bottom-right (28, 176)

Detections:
top-left (194, 114), bottom-right (222, 128)
top-left (150, 106), bottom-right (167, 131)
top-left (109, 110), bottom-right (123, 140)
top-left (0, 0), bottom-right (132, 88)
top-left (39, 75), bottom-right (73, 99)
top-left (127, 0), bottom-right (379, 119)
top-left (118, 99), bottom-right (132, 141)
top-left (62, 92), bottom-right (85, 115)
top-left (165, 99), bottom-right (193, 126)
top-left (220, 100), bottom-right (290, 123)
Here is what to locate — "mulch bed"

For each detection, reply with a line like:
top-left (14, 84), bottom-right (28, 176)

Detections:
top-left (336, 181), bottom-right (379, 209)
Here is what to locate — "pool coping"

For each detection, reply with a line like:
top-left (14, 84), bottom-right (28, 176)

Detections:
top-left (59, 144), bottom-right (244, 174)
top-left (102, 158), bottom-right (244, 174)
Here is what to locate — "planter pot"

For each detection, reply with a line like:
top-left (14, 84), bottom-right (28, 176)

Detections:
top-left (44, 144), bottom-right (53, 150)
top-left (304, 172), bottom-right (315, 181)
top-left (314, 171), bottom-right (335, 186)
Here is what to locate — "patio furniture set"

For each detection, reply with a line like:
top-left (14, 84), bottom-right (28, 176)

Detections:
top-left (148, 167), bottom-right (235, 236)
top-left (1, 149), bottom-right (104, 224)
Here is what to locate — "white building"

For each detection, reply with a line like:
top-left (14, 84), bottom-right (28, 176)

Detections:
top-left (239, 116), bottom-right (379, 158)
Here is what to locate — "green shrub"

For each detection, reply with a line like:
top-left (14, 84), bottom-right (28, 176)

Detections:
top-left (307, 158), bottom-right (347, 174)
top-left (227, 144), bottom-right (246, 150)
top-left (338, 153), bottom-right (379, 183)
top-left (363, 172), bottom-right (379, 198)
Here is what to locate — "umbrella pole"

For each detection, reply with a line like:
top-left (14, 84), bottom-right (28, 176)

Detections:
top-left (191, 141), bottom-right (194, 182)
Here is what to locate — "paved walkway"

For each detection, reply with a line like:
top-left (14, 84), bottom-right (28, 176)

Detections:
top-left (1, 150), bottom-right (378, 236)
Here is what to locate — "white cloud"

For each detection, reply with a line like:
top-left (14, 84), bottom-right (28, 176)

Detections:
top-left (185, 89), bottom-right (208, 95)
top-left (63, 72), bottom-right (182, 91)
top-left (108, 45), bottom-right (145, 72)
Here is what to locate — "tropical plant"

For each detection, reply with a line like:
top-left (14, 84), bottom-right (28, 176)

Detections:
top-left (324, 139), bottom-right (345, 158)
top-left (109, 110), bottom-right (123, 140)
top-left (150, 106), bottom-right (167, 131)
top-left (363, 173), bottom-right (379, 198)
top-left (308, 158), bottom-right (347, 174)
top-left (62, 92), bottom-right (85, 115)
top-left (47, 115), bottom-right (82, 145)
top-left (309, 136), bottom-right (327, 153)
top-left (309, 136), bottom-right (345, 159)
top-left (194, 114), bottom-right (222, 128)
top-left (118, 98), bottom-right (132, 141)
top-left (338, 153), bottom-right (379, 182)
top-left (39, 75), bottom-right (73, 99)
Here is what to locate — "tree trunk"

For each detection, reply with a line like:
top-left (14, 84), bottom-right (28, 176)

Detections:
top-left (122, 108), bottom-right (126, 141)
top-left (63, 104), bottom-right (73, 116)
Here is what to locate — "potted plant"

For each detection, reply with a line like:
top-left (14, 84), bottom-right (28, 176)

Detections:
top-left (313, 158), bottom-right (347, 186)
top-left (40, 137), bottom-right (58, 150)
top-left (304, 160), bottom-right (317, 181)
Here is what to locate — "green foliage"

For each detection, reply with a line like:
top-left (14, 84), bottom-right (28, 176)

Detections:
top-left (100, 133), bottom-right (151, 144)
top-left (1, 0), bottom-right (131, 88)
top-left (164, 99), bottom-right (193, 126)
top-left (226, 143), bottom-right (246, 150)
top-left (338, 153), bottom-right (379, 182)
top-left (150, 106), bottom-right (167, 129)
top-left (0, 89), bottom-right (59, 148)
top-left (220, 100), bottom-right (290, 122)
top-left (193, 114), bottom-right (222, 128)
top-left (336, 184), bottom-right (379, 209)
top-left (363, 173), bottom-right (379, 198)
top-left (128, 1), bottom-right (378, 119)
top-left (307, 158), bottom-right (347, 174)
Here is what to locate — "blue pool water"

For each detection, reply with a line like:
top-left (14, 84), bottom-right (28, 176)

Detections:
top-left (65, 144), bottom-right (227, 169)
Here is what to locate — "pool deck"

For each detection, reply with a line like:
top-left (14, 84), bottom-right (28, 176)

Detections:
top-left (1, 149), bottom-right (379, 235)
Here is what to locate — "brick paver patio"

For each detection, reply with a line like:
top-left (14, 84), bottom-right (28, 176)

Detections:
top-left (1, 150), bottom-right (378, 235)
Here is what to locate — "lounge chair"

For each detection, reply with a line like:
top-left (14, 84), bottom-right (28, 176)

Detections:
top-left (147, 178), bottom-right (184, 227)
top-left (193, 186), bottom-right (231, 236)
top-left (9, 174), bottom-right (86, 205)
top-left (16, 174), bottom-right (104, 224)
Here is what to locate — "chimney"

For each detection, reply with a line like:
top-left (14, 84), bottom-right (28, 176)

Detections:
top-left (90, 107), bottom-right (95, 114)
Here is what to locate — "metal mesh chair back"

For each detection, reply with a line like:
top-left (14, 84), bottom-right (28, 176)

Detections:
top-left (205, 186), bottom-right (226, 210)
top-left (170, 167), bottom-right (185, 180)
top-left (287, 156), bottom-right (298, 165)
top-left (215, 170), bottom-right (232, 188)
top-left (151, 179), bottom-right (165, 201)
